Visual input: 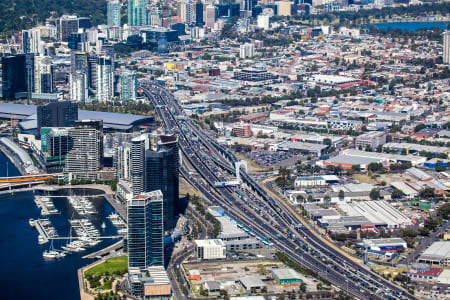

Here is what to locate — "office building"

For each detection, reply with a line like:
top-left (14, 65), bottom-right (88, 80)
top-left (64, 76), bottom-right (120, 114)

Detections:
top-left (204, 5), bottom-right (217, 28)
top-left (87, 54), bottom-right (98, 90)
top-left (71, 51), bottom-right (88, 75)
top-left (37, 101), bottom-right (78, 138)
top-left (148, 7), bottom-right (162, 27)
top-left (128, 0), bottom-right (147, 26)
top-left (58, 15), bottom-right (91, 41)
top-left (69, 71), bottom-right (89, 103)
top-left (277, 0), bottom-right (292, 16)
top-left (179, 0), bottom-right (195, 25)
top-left (257, 14), bottom-right (270, 30)
top-left (233, 66), bottom-right (278, 82)
top-left (131, 133), bottom-right (179, 232)
top-left (68, 32), bottom-right (88, 51)
top-left (144, 134), bottom-right (179, 231)
top-left (128, 190), bottom-right (164, 269)
top-left (120, 72), bottom-right (137, 101)
top-left (240, 43), bottom-right (255, 59)
top-left (444, 31), bottom-right (450, 64)
top-left (1, 54), bottom-right (34, 100)
top-left (34, 56), bottom-right (54, 94)
top-left (131, 134), bottom-right (148, 197)
top-left (66, 120), bottom-right (104, 178)
top-left (195, 239), bottom-right (226, 260)
top-left (107, 0), bottom-right (121, 28)
top-left (96, 56), bottom-right (114, 103)
top-left (22, 29), bottom-right (42, 55)
top-left (115, 145), bottom-right (132, 181)
top-left (195, 1), bottom-right (204, 26)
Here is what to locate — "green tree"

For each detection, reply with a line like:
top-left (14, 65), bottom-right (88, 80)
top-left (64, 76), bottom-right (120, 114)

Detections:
top-left (369, 188), bottom-right (380, 200)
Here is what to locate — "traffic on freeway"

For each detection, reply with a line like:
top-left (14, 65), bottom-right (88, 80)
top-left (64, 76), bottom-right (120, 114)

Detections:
top-left (140, 80), bottom-right (414, 300)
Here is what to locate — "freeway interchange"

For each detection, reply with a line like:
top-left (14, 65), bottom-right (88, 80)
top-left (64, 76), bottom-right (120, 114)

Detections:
top-left (140, 81), bottom-right (414, 300)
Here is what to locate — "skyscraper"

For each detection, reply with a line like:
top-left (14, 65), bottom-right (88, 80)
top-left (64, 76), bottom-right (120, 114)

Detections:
top-left (179, 0), bottom-right (195, 25)
top-left (145, 134), bottom-right (179, 232)
top-left (69, 71), bottom-right (89, 103)
top-left (128, 0), bottom-right (147, 26)
top-left (444, 31), bottom-right (450, 64)
top-left (120, 72), bottom-right (137, 101)
top-left (127, 190), bottom-right (164, 269)
top-left (131, 133), bottom-right (179, 232)
top-left (131, 134), bottom-right (148, 197)
top-left (34, 56), bottom-right (55, 94)
top-left (96, 56), bottom-right (114, 103)
top-left (37, 101), bottom-right (78, 138)
top-left (107, 0), bottom-right (121, 28)
top-left (66, 120), bottom-right (104, 178)
top-left (204, 5), bottom-right (217, 28)
top-left (195, 1), bottom-right (204, 27)
top-left (57, 15), bottom-right (91, 41)
top-left (1, 54), bottom-right (34, 100)
top-left (22, 28), bottom-right (42, 55)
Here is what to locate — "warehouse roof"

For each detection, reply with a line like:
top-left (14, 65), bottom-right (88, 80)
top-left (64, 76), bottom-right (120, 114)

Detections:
top-left (326, 154), bottom-right (382, 165)
top-left (240, 276), bottom-right (265, 289)
top-left (420, 241), bottom-right (450, 260)
top-left (271, 268), bottom-right (302, 280)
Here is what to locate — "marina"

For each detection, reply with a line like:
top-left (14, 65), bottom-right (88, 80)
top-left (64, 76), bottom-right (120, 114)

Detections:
top-left (68, 196), bottom-right (97, 216)
top-left (34, 196), bottom-right (59, 216)
top-left (107, 212), bottom-right (127, 235)
top-left (29, 218), bottom-right (59, 245)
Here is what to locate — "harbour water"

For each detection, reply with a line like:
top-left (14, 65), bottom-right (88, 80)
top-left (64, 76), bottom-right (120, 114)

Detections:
top-left (0, 151), bottom-right (120, 300)
top-left (371, 21), bottom-right (450, 32)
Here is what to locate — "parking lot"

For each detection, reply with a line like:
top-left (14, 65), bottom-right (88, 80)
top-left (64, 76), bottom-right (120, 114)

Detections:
top-left (244, 150), bottom-right (306, 169)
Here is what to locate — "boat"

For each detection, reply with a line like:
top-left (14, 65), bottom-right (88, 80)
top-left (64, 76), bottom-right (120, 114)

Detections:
top-left (29, 218), bottom-right (35, 227)
top-left (38, 235), bottom-right (46, 244)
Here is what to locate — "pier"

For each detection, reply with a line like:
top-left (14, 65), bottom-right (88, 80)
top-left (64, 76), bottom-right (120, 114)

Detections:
top-left (82, 239), bottom-right (124, 259)
top-left (34, 196), bottom-right (59, 216)
top-left (32, 219), bottom-right (49, 244)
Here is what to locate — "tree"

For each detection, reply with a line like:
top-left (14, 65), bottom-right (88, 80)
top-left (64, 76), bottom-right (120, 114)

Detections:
top-left (391, 189), bottom-right (403, 199)
top-left (338, 190), bottom-right (345, 200)
top-left (414, 123), bottom-right (426, 132)
top-left (369, 188), bottom-right (380, 200)
top-left (418, 227), bottom-right (430, 236)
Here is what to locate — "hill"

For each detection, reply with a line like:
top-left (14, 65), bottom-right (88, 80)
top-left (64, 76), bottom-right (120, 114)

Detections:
top-left (0, 0), bottom-right (107, 38)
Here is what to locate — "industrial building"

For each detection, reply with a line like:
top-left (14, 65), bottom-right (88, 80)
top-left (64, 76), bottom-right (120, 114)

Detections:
top-left (383, 142), bottom-right (450, 157)
top-left (355, 131), bottom-right (386, 149)
top-left (271, 268), bottom-right (302, 285)
top-left (338, 200), bottom-right (412, 229)
top-left (294, 176), bottom-right (326, 188)
top-left (362, 238), bottom-right (407, 252)
top-left (273, 141), bottom-right (328, 157)
top-left (232, 66), bottom-right (278, 82)
top-left (194, 239), bottom-right (226, 260)
top-left (239, 275), bottom-right (265, 291)
top-left (419, 241), bottom-right (450, 266)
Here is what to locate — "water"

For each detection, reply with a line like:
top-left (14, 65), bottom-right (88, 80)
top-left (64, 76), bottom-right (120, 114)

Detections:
top-left (371, 21), bottom-right (450, 32)
top-left (0, 151), bottom-right (120, 300)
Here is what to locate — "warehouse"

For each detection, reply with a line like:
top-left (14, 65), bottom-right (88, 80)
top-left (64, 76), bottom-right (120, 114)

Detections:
top-left (271, 268), bottom-right (302, 286)
top-left (276, 141), bottom-right (328, 157)
top-left (338, 200), bottom-right (412, 228)
top-left (406, 167), bottom-right (432, 182)
top-left (239, 276), bottom-right (265, 291)
top-left (294, 176), bottom-right (326, 187)
top-left (341, 149), bottom-right (427, 166)
top-left (383, 142), bottom-right (449, 157)
top-left (362, 238), bottom-right (407, 252)
top-left (419, 241), bottom-right (450, 266)
top-left (323, 154), bottom-right (383, 170)
top-left (391, 182), bottom-right (418, 198)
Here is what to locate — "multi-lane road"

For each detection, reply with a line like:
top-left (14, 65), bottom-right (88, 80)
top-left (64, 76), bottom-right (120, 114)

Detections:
top-left (140, 80), bottom-right (414, 300)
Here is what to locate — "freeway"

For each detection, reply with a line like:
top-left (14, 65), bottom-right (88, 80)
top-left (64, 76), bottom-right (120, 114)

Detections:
top-left (140, 81), bottom-right (413, 300)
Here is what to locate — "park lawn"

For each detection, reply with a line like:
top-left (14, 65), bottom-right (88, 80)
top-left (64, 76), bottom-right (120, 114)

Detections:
top-left (85, 256), bottom-right (128, 277)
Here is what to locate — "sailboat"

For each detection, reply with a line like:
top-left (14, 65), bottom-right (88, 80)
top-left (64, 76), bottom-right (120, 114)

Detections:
top-left (43, 240), bottom-right (65, 259)
top-left (101, 222), bottom-right (106, 229)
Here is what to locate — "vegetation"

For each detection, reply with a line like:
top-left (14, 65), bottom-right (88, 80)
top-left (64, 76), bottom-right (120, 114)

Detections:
top-left (0, 0), bottom-right (107, 38)
top-left (84, 256), bottom-right (128, 277)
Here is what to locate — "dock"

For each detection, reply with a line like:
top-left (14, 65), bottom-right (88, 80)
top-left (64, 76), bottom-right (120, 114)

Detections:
top-left (35, 196), bottom-right (59, 216)
top-left (32, 219), bottom-right (49, 244)
top-left (82, 239), bottom-right (124, 259)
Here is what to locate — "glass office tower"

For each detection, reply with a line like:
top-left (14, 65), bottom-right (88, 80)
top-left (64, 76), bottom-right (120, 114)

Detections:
top-left (127, 190), bottom-right (164, 269)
